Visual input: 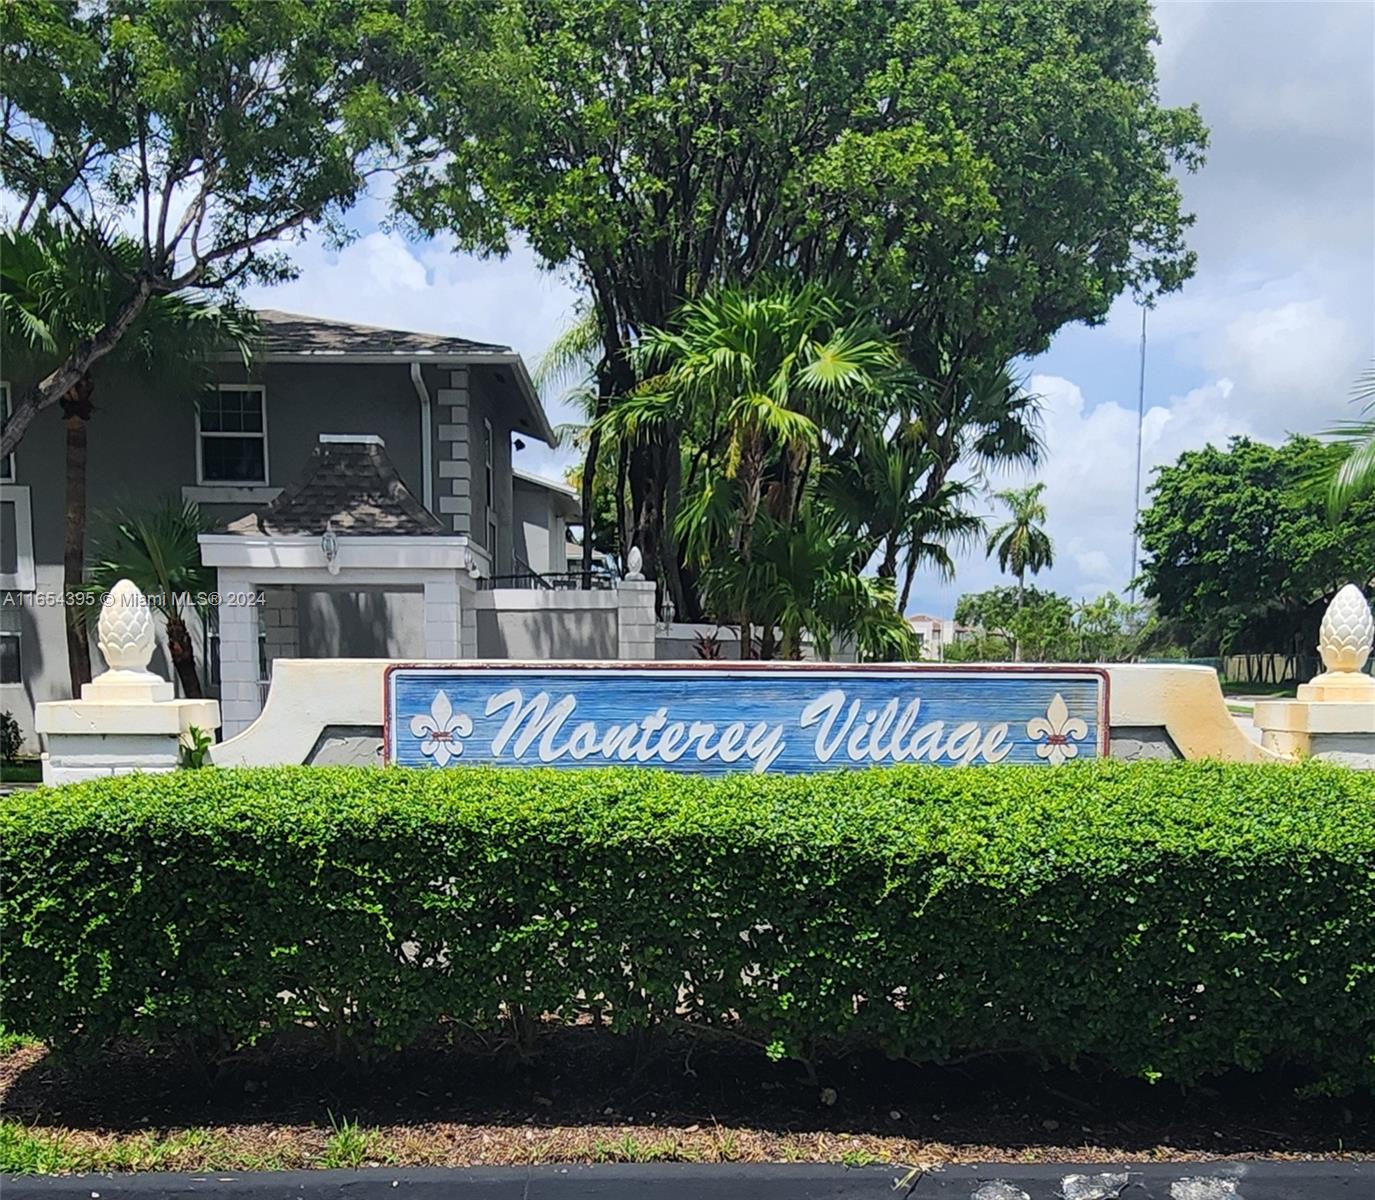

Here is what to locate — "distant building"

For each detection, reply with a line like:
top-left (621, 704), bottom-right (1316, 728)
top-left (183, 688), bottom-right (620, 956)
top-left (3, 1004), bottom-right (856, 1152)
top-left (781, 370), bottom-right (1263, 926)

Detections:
top-left (906, 613), bottom-right (974, 662)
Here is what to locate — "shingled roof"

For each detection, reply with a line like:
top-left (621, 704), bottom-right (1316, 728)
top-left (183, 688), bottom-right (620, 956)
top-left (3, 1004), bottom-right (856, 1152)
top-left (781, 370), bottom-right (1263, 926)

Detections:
top-left (223, 436), bottom-right (445, 536)
top-left (254, 309), bottom-right (510, 357)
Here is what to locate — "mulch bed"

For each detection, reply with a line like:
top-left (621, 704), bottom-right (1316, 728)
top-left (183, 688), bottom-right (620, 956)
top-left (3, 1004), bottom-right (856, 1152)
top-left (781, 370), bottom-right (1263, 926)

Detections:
top-left (2, 1024), bottom-right (1371, 1168)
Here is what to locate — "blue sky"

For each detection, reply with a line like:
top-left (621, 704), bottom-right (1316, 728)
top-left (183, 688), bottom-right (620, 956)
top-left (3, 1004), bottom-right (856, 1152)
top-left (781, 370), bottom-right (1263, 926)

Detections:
top-left (243, 1), bottom-right (1375, 617)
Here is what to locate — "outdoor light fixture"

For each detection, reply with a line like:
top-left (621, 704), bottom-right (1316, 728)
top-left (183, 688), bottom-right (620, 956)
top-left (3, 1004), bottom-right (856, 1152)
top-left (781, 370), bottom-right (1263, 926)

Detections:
top-left (321, 522), bottom-right (340, 575)
top-left (659, 595), bottom-right (676, 636)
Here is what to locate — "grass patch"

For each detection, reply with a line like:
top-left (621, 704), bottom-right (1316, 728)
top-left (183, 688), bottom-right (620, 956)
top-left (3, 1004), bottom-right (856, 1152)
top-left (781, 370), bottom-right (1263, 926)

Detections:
top-left (0, 1122), bottom-right (72, 1174)
top-left (320, 1113), bottom-right (390, 1169)
top-left (0, 1027), bottom-right (40, 1056)
top-left (0, 760), bottom-right (42, 785)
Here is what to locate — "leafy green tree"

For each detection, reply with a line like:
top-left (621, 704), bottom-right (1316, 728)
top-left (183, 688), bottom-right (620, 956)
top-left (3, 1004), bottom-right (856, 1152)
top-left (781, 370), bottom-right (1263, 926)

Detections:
top-left (950, 585), bottom-right (1146, 663)
top-left (1, 218), bottom-right (254, 692)
top-left (85, 500), bottom-right (216, 698)
top-left (0, 0), bottom-right (412, 459)
top-left (1137, 436), bottom-right (1375, 655)
top-left (986, 482), bottom-right (1055, 616)
top-left (400, 0), bottom-right (1206, 601)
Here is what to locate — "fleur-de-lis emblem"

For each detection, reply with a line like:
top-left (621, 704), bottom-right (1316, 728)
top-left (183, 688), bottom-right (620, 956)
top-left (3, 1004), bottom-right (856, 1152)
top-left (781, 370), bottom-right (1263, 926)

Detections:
top-left (1025, 692), bottom-right (1088, 765)
top-left (409, 690), bottom-right (473, 766)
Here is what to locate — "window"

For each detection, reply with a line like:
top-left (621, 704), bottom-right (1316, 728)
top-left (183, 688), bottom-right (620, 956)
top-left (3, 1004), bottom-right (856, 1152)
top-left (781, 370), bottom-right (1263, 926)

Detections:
top-left (483, 417), bottom-right (494, 509)
top-left (0, 632), bottom-right (18, 685)
top-left (198, 385), bottom-right (268, 484)
top-left (0, 486), bottom-right (35, 591)
top-left (0, 382), bottom-right (12, 482)
top-left (488, 515), bottom-right (499, 573)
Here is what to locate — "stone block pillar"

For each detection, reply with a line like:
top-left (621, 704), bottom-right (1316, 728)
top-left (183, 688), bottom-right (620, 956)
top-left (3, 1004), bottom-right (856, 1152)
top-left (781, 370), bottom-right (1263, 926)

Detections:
top-left (459, 571), bottom-right (480, 659)
top-left (216, 568), bottom-right (262, 737)
top-left (617, 550), bottom-right (658, 661)
top-left (35, 580), bottom-right (220, 785)
top-left (436, 368), bottom-right (473, 535)
top-left (1254, 584), bottom-right (1375, 768)
top-left (423, 571), bottom-right (462, 659)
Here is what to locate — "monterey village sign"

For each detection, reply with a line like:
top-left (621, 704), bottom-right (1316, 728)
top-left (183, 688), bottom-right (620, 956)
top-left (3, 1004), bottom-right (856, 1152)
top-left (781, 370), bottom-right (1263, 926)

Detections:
top-left (385, 664), bottom-right (1109, 774)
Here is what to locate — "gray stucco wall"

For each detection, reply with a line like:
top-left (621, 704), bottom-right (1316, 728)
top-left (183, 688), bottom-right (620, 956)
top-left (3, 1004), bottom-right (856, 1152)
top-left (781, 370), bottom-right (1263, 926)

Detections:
top-left (513, 481), bottom-right (558, 575)
top-left (0, 356), bottom-right (525, 750)
top-left (475, 608), bottom-right (616, 660)
top-left (297, 588), bottom-right (425, 659)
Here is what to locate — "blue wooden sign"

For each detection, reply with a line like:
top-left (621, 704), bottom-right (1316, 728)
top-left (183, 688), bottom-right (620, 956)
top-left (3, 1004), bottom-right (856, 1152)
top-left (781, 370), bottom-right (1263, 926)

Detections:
top-left (384, 664), bottom-right (1108, 773)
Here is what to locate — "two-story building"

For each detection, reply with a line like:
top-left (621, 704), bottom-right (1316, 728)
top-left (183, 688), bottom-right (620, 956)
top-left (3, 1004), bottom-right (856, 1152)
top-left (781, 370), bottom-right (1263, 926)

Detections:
top-left (0, 309), bottom-right (589, 747)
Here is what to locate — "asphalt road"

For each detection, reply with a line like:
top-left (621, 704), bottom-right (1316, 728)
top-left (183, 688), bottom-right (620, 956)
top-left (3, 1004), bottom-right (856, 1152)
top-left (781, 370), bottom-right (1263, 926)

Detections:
top-left (4, 1161), bottom-right (1372, 1199)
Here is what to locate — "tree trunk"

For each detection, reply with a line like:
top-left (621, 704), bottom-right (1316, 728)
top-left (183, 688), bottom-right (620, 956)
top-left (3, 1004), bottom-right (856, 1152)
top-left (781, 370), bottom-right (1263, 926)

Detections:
top-left (164, 610), bottom-right (203, 698)
top-left (736, 434), bottom-right (766, 661)
top-left (61, 378), bottom-right (95, 695)
top-left (579, 422), bottom-right (601, 588)
top-left (1014, 570), bottom-right (1025, 662)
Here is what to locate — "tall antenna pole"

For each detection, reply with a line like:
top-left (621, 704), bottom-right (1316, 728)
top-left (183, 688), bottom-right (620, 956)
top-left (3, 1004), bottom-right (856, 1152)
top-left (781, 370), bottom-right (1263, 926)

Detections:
top-left (1128, 305), bottom-right (1147, 602)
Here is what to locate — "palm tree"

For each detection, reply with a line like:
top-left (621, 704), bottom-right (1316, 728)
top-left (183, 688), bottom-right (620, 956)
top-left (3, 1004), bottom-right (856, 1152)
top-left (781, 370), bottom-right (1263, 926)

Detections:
top-left (987, 482), bottom-right (1055, 616)
top-left (534, 308), bottom-right (607, 583)
top-left (618, 283), bottom-right (896, 657)
top-left (1324, 364), bottom-right (1375, 519)
top-left (1, 218), bottom-right (255, 694)
top-left (85, 501), bottom-right (216, 698)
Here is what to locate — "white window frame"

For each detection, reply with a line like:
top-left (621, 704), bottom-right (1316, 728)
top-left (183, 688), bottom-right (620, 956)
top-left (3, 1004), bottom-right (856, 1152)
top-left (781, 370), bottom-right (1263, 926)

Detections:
top-left (0, 485), bottom-right (36, 591)
top-left (196, 384), bottom-right (270, 485)
top-left (0, 382), bottom-right (13, 482)
top-left (0, 630), bottom-right (20, 686)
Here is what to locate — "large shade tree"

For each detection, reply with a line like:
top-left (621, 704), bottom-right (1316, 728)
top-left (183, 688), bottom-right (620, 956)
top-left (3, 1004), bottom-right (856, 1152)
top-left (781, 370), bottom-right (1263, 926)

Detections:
top-left (399, 0), bottom-right (1206, 610)
top-left (1137, 436), bottom-right (1375, 656)
top-left (0, 0), bottom-right (415, 460)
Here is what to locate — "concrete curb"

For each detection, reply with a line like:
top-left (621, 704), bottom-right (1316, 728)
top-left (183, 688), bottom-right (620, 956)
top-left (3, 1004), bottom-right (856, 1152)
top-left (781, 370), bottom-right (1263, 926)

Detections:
top-left (3, 1160), bottom-right (1371, 1198)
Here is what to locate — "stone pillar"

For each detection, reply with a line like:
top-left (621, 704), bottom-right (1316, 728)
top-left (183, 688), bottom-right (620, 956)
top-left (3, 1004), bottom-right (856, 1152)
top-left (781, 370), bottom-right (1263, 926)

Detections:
top-left (1254, 584), bottom-right (1375, 767)
top-left (217, 568), bottom-right (262, 737)
top-left (436, 367), bottom-right (473, 535)
top-left (35, 579), bottom-right (220, 785)
top-left (458, 571), bottom-right (480, 659)
top-left (260, 586), bottom-right (298, 672)
top-left (423, 571), bottom-right (462, 659)
top-left (617, 548), bottom-right (658, 661)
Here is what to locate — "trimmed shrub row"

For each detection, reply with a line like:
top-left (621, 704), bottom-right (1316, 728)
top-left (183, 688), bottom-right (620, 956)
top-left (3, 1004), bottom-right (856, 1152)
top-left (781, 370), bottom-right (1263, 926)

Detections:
top-left (2, 762), bottom-right (1373, 1091)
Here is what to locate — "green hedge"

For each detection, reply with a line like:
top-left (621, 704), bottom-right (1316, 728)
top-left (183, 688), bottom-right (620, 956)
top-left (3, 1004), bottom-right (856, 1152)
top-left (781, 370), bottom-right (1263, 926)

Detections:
top-left (3, 762), bottom-right (1374, 1091)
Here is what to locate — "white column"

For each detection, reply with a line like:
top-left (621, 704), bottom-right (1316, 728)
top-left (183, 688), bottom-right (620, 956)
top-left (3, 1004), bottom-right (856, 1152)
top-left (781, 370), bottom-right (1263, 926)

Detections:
top-left (218, 568), bottom-right (262, 737)
top-left (617, 579), bottom-right (658, 661)
top-left (423, 571), bottom-right (461, 659)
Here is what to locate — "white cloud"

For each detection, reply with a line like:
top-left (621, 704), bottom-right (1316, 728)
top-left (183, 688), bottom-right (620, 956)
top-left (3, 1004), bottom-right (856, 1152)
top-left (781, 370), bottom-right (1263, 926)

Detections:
top-left (910, 373), bottom-right (1261, 613)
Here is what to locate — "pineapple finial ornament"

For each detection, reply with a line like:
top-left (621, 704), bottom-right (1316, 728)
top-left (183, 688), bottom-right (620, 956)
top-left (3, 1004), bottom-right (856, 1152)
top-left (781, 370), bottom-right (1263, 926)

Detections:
top-left (1302, 583), bottom-right (1375, 701)
top-left (1318, 584), bottom-right (1373, 676)
top-left (97, 579), bottom-right (157, 672)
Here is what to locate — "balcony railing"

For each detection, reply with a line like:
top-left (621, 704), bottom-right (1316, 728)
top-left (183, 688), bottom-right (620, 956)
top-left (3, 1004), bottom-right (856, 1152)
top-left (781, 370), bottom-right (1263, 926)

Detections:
top-left (477, 568), bottom-right (617, 592)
